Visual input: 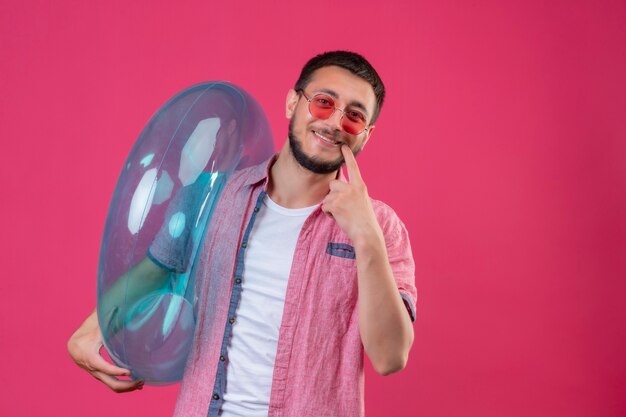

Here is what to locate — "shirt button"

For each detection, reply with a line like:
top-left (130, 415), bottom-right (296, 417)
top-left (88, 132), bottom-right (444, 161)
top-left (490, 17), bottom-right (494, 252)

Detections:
top-left (229, 317), bottom-right (236, 324)
top-left (220, 355), bottom-right (225, 361)
top-left (254, 207), bottom-right (259, 212)
top-left (235, 278), bottom-right (242, 284)
top-left (241, 242), bottom-right (247, 248)
top-left (213, 394), bottom-right (220, 400)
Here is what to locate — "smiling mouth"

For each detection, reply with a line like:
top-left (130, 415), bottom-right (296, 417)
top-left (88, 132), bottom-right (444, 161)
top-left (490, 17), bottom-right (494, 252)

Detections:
top-left (313, 130), bottom-right (343, 146)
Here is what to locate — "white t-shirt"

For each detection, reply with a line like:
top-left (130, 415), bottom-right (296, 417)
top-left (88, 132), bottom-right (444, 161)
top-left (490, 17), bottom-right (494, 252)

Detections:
top-left (218, 194), bottom-right (318, 417)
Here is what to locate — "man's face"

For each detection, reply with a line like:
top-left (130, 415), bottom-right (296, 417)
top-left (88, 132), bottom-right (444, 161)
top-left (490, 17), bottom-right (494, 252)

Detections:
top-left (286, 66), bottom-right (377, 174)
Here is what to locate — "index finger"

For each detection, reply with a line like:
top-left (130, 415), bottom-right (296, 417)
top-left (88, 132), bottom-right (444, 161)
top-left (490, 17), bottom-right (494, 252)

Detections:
top-left (341, 145), bottom-right (363, 184)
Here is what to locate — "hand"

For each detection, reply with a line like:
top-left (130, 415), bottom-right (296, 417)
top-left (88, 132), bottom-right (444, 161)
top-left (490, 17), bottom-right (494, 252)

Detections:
top-left (67, 309), bottom-right (144, 393)
top-left (321, 145), bottom-right (382, 245)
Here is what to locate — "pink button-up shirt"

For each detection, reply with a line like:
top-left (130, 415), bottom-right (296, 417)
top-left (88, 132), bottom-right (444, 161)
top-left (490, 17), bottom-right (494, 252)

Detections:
top-left (163, 155), bottom-right (416, 417)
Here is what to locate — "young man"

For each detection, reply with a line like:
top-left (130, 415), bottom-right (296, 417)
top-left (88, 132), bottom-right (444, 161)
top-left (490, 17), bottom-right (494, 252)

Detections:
top-left (68, 51), bottom-right (417, 417)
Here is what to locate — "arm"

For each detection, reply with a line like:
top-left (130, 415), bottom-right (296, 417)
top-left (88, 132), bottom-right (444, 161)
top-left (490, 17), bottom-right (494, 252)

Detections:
top-left (353, 228), bottom-right (414, 375)
top-left (67, 257), bottom-right (170, 391)
top-left (321, 146), bottom-right (414, 375)
top-left (99, 257), bottom-right (171, 335)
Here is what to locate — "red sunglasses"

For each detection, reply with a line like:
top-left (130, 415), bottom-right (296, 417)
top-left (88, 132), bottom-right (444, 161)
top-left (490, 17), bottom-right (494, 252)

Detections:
top-left (297, 89), bottom-right (370, 135)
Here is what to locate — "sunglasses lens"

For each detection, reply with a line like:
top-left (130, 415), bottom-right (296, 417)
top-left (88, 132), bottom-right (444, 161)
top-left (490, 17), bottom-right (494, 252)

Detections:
top-left (309, 95), bottom-right (335, 119)
top-left (342, 116), bottom-right (365, 135)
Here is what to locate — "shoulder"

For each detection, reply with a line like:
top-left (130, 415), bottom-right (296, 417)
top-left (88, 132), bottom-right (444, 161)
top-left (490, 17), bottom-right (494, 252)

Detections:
top-left (370, 197), bottom-right (402, 224)
top-left (226, 165), bottom-right (256, 186)
top-left (222, 157), bottom-right (271, 192)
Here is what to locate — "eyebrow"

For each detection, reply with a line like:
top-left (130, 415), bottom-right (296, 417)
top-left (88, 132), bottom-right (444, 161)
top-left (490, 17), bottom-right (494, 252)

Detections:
top-left (313, 88), bottom-right (370, 118)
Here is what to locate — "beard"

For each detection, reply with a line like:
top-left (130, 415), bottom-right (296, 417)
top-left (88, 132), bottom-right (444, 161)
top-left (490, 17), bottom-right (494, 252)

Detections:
top-left (288, 117), bottom-right (362, 175)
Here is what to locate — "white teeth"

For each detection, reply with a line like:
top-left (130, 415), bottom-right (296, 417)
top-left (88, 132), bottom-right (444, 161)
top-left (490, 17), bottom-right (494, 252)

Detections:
top-left (314, 131), bottom-right (340, 145)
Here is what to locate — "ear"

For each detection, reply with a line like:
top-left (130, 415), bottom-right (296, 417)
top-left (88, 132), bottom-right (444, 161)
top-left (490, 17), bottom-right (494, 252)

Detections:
top-left (361, 125), bottom-right (375, 150)
top-left (285, 89), bottom-right (299, 119)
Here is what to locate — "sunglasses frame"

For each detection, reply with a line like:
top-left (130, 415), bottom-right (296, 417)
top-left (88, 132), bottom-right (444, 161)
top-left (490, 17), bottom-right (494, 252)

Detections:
top-left (296, 89), bottom-right (370, 135)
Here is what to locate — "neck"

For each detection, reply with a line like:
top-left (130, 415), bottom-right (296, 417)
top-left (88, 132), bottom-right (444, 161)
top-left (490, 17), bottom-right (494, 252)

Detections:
top-left (267, 141), bottom-right (338, 208)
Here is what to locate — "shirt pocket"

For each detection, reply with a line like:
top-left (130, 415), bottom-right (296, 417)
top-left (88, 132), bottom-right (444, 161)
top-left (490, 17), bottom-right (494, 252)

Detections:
top-left (326, 242), bottom-right (356, 260)
top-left (321, 242), bottom-right (358, 315)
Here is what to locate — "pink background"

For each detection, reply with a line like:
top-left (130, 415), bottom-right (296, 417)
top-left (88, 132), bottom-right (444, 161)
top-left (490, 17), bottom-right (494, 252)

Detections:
top-left (1, 1), bottom-right (625, 416)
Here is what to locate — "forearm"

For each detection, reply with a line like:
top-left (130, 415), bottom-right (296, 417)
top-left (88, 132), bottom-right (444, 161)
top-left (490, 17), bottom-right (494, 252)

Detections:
top-left (354, 228), bottom-right (414, 376)
top-left (100, 258), bottom-right (171, 333)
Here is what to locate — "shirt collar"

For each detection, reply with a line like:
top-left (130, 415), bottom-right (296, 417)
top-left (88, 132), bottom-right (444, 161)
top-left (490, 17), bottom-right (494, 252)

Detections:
top-left (242, 154), bottom-right (278, 190)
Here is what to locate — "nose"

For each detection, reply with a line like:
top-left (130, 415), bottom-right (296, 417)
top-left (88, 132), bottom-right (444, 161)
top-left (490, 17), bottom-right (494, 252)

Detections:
top-left (326, 108), bottom-right (344, 131)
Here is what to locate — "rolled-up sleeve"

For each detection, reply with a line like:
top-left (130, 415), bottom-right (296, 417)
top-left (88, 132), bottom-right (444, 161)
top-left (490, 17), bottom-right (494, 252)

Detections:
top-left (378, 203), bottom-right (417, 322)
top-left (148, 172), bottom-right (220, 273)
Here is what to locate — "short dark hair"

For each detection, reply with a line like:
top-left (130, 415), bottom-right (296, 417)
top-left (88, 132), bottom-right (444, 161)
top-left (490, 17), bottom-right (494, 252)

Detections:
top-left (294, 51), bottom-right (386, 124)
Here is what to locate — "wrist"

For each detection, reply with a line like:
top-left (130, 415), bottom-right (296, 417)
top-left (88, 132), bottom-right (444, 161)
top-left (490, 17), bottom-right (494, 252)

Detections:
top-left (352, 224), bottom-right (385, 252)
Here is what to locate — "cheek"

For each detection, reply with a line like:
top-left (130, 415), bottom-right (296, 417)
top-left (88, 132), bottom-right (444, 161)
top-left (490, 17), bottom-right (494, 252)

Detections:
top-left (292, 112), bottom-right (313, 134)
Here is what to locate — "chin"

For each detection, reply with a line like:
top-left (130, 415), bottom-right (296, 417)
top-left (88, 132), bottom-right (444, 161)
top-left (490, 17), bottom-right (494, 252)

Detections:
top-left (288, 124), bottom-right (343, 174)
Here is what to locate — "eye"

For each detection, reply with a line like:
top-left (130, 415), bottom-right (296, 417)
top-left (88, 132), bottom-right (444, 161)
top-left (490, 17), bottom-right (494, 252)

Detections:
top-left (346, 109), bottom-right (366, 123)
top-left (313, 95), bottom-right (334, 108)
